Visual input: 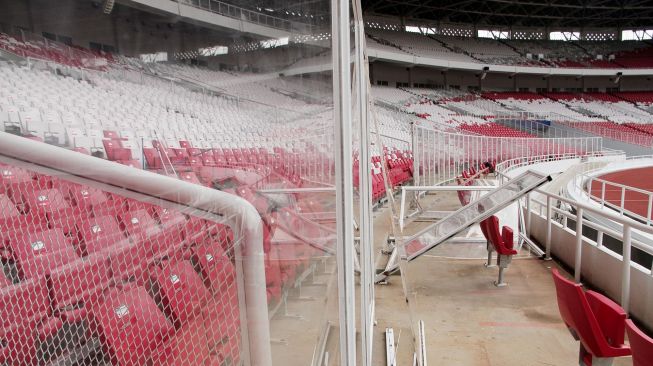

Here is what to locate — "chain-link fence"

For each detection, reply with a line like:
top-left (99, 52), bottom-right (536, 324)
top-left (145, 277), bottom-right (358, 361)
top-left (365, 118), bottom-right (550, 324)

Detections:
top-left (0, 159), bottom-right (245, 365)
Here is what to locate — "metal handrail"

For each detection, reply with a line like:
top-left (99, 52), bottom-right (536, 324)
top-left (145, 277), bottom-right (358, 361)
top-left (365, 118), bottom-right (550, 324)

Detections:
top-left (497, 153), bottom-right (653, 313)
top-left (572, 159), bottom-right (653, 226)
top-left (172, 0), bottom-right (311, 31)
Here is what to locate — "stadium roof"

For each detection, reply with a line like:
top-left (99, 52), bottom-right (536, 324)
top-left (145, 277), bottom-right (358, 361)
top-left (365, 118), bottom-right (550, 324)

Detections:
top-left (361, 0), bottom-right (653, 28)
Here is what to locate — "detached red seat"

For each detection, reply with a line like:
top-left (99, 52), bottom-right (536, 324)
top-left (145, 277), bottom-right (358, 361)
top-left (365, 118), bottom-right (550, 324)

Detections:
top-left (551, 269), bottom-right (631, 365)
top-left (479, 215), bottom-right (517, 287)
top-left (625, 320), bottom-right (653, 366)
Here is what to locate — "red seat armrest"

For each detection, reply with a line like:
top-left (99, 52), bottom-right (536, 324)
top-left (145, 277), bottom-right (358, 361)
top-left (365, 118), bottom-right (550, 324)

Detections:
top-left (585, 291), bottom-right (627, 347)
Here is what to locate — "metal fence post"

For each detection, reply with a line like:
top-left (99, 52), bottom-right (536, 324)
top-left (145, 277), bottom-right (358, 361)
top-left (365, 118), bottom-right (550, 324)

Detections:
top-left (574, 208), bottom-right (584, 283)
top-left (621, 225), bottom-right (632, 312)
top-left (545, 196), bottom-right (552, 260)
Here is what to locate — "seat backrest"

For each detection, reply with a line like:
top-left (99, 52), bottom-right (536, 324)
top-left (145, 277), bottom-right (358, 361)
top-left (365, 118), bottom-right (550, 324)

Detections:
top-left (501, 226), bottom-right (516, 253)
top-left (625, 320), bottom-right (653, 366)
top-left (482, 215), bottom-right (501, 250)
top-left (481, 216), bottom-right (517, 255)
top-left (551, 269), bottom-right (614, 357)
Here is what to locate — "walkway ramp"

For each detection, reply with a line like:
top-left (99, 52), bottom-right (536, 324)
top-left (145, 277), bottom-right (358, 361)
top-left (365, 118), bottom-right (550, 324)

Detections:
top-left (376, 170), bottom-right (551, 282)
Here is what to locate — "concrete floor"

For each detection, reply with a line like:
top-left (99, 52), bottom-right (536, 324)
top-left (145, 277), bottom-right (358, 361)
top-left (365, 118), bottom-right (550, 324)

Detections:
top-left (268, 190), bottom-right (635, 365)
top-left (370, 191), bottom-right (634, 366)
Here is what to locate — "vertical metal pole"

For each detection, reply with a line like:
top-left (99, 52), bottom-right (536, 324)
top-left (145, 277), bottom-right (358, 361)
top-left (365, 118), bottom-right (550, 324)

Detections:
top-left (574, 208), bottom-right (584, 283)
top-left (332, 0), bottom-right (357, 364)
top-left (620, 186), bottom-right (626, 215)
top-left (545, 196), bottom-right (552, 260)
top-left (648, 194), bottom-right (653, 226)
top-left (412, 123), bottom-right (419, 186)
top-left (422, 130), bottom-right (430, 184)
top-left (601, 181), bottom-right (606, 208)
top-left (525, 194), bottom-right (531, 236)
top-left (353, 2), bottom-right (374, 364)
top-left (621, 225), bottom-right (632, 312)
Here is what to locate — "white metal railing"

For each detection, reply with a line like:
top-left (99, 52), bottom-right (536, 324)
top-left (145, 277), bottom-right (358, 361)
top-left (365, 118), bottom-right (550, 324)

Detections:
top-left (496, 154), bottom-right (653, 313)
top-left (495, 110), bottom-right (653, 148)
top-left (527, 190), bottom-right (653, 312)
top-left (560, 121), bottom-right (653, 148)
top-left (172, 0), bottom-right (311, 31)
top-left (578, 172), bottom-right (653, 226)
top-left (413, 122), bottom-right (604, 186)
top-left (574, 155), bottom-right (653, 226)
top-left (494, 150), bottom-right (622, 180)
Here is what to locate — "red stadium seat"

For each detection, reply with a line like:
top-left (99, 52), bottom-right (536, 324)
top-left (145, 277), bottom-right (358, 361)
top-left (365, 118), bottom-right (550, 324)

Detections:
top-left (103, 140), bottom-right (132, 161)
top-left (8, 228), bottom-right (79, 279)
top-left (48, 255), bottom-right (112, 359)
top-left (0, 194), bottom-right (45, 233)
top-left (0, 278), bottom-right (61, 366)
top-left (149, 206), bottom-right (187, 229)
top-left (179, 171), bottom-right (202, 185)
top-left (64, 184), bottom-right (109, 211)
top-left (149, 260), bottom-right (211, 328)
top-left (480, 215), bottom-right (517, 286)
top-left (76, 215), bottom-right (126, 255)
top-left (0, 165), bottom-right (33, 192)
top-left (21, 188), bottom-right (70, 215)
top-left (119, 209), bottom-right (161, 239)
top-left (625, 320), bottom-right (653, 366)
top-left (551, 269), bottom-right (631, 365)
top-left (191, 241), bottom-right (236, 294)
top-left (90, 285), bottom-right (175, 366)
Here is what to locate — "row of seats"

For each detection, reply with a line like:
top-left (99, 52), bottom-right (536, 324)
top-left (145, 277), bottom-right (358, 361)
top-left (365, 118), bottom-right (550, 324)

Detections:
top-left (459, 123), bottom-right (535, 138)
top-left (552, 269), bottom-right (653, 366)
top-left (0, 33), bottom-right (111, 70)
top-left (366, 29), bottom-right (653, 68)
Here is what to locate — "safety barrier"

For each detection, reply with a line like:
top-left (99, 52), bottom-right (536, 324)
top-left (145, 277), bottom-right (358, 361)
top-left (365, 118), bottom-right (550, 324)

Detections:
top-left (413, 121), bottom-right (604, 186)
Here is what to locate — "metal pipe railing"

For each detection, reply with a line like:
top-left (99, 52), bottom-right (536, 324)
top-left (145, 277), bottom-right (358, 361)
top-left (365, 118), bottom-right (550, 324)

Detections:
top-left (171, 0), bottom-right (312, 31)
top-left (497, 154), bottom-right (653, 313)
